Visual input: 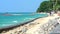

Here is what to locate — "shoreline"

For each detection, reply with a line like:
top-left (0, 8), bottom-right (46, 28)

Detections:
top-left (1, 14), bottom-right (59, 34)
top-left (25, 14), bottom-right (60, 34)
top-left (0, 15), bottom-right (48, 33)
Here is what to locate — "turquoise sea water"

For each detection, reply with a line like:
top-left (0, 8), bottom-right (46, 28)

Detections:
top-left (0, 12), bottom-right (47, 28)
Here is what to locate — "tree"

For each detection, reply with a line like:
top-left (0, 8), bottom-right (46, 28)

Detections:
top-left (50, 0), bottom-right (60, 12)
top-left (37, 1), bottom-right (53, 13)
top-left (36, 0), bottom-right (60, 13)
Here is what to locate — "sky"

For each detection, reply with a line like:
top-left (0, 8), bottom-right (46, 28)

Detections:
top-left (0, 0), bottom-right (45, 12)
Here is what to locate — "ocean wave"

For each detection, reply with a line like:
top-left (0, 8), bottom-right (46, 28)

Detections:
top-left (11, 14), bottom-right (31, 15)
top-left (24, 18), bottom-right (35, 20)
top-left (11, 14), bottom-right (22, 15)
top-left (13, 20), bottom-right (18, 23)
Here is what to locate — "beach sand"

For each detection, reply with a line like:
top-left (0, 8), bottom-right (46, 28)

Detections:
top-left (1, 14), bottom-right (60, 34)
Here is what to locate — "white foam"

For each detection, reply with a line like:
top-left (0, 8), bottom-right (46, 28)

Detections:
top-left (13, 20), bottom-right (18, 23)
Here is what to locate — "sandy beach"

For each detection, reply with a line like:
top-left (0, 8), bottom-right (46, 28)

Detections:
top-left (0, 14), bottom-right (60, 34)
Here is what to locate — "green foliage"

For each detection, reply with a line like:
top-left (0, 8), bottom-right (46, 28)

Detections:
top-left (37, 0), bottom-right (60, 13)
top-left (37, 1), bottom-right (53, 13)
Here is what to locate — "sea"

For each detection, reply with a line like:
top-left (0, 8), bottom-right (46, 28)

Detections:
top-left (0, 12), bottom-right (47, 28)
